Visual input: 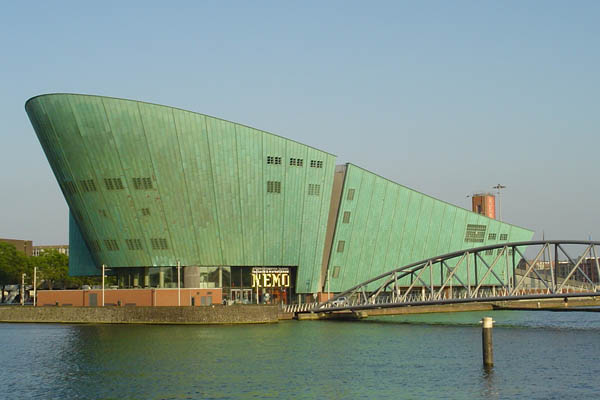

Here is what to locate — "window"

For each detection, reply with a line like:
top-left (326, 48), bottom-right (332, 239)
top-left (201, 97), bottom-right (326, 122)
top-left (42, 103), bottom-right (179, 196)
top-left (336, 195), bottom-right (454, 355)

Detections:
top-left (342, 211), bottom-right (351, 223)
top-left (267, 181), bottom-right (281, 193)
top-left (308, 184), bottom-right (320, 196)
top-left (347, 189), bottom-right (355, 201)
top-left (63, 181), bottom-right (78, 195)
top-left (332, 266), bottom-right (341, 279)
top-left (133, 177), bottom-right (153, 190)
top-left (267, 156), bottom-right (281, 165)
top-left (337, 240), bottom-right (345, 253)
top-left (125, 239), bottom-right (143, 251)
top-left (310, 160), bottom-right (323, 168)
top-left (464, 224), bottom-right (487, 243)
top-left (141, 208), bottom-right (151, 216)
top-left (488, 233), bottom-right (497, 240)
top-left (90, 240), bottom-right (101, 252)
top-left (99, 209), bottom-right (108, 217)
top-left (104, 239), bottom-right (119, 251)
top-left (151, 238), bottom-right (168, 250)
top-left (80, 179), bottom-right (97, 192)
top-left (104, 177), bottom-right (124, 190)
top-left (485, 249), bottom-right (493, 255)
top-left (289, 158), bottom-right (304, 167)
top-left (499, 233), bottom-right (508, 241)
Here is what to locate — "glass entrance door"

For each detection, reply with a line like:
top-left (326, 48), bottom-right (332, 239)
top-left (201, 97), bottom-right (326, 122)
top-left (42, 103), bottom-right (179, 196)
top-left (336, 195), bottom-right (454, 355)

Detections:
top-left (231, 289), bottom-right (254, 304)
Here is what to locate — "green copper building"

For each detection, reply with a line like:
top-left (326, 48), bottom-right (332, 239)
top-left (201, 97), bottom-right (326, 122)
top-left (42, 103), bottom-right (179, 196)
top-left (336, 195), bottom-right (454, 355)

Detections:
top-left (26, 93), bottom-right (533, 300)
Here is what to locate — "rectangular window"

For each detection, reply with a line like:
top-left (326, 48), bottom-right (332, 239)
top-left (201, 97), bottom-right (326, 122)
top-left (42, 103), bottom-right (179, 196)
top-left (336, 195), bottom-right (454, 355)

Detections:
top-left (151, 238), bottom-right (168, 250)
top-left (141, 208), bottom-right (151, 216)
top-left (104, 239), bottom-right (119, 251)
top-left (125, 239), bottom-right (143, 251)
top-left (90, 240), bottom-right (101, 252)
top-left (485, 249), bottom-right (493, 255)
top-left (464, 224), bottom-right (487, 243)
top-left (347, 189), bottom-right (355, 201)
top-left (332, 266), bottom-right (341, 279)
top-left (104, 178), bottom-right (124, 190)
top-left (310, 160), bottom-right (323, 168)
top-left (499, 233), bottom-right (508, 241)
top-left (133, 177), bottom-right (153, 190)
top-left (337, 240), bottom-right (345, 253)
top-left (99, 209), bottom-right (108, 217)
top-left (342, 211), bottom-right (351, 223)
top-left (267, 156), bottom-right (281, 165)
top-left (308, 184), bottom-right (320, 196)
top-left (63, 181), bottom-right (78, 195)
top-left (80, 179), bottom-right (97, 192)
top-left (488, 233), bottom-right (497, 240)
top-left (289, 158), bottom-right (304, 167)
top-left (267, 181), bottom-right (281, 193)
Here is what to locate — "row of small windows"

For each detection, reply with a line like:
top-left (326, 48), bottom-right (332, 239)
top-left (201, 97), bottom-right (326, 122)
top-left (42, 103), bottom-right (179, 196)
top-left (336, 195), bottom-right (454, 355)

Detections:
top-left (151, 238), bottom-right (169, 250)
top-left (63, 177), bottom-right (154, 193)
top-left (267, 156), bottom-right (281, 165)
top-left (465, 224), bottom-right (487, 243)
top-left (266, 181), bottom-right (321, 196)
top-left (104, 178), bottom-right (125, 191)
top-left (92, 238), bottom-right (169, 252)
top-left (80, 179), bottom-right (97, 192)
top-left (267, 155), bottom-right (322, 168)
top-left (488, 233), bottom-right (509, 241)
top-left (290, 158), bottom-right (303, 167)
top-left (132, 177), bottom-right (153, 190)
top-left (125, 239), bottom-right (143, 251)
top-left (307, 184), bottom-right (320, 196)
top-left (104, 239), bottom-right (119, 251)
top-left (99, 208), bottom-right (151, 218)
top-left (267, 181), bottom-right (282, 193)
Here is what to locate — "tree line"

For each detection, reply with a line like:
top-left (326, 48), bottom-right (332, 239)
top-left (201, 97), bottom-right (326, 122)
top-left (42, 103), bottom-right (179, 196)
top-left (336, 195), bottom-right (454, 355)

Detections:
top-left (0, 242), bottom-right (101, 292)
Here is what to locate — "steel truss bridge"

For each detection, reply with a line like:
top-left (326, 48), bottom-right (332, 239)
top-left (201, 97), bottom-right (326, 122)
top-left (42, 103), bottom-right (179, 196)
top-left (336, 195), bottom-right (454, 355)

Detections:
top-left (314, 241), bottom-right (600, 314)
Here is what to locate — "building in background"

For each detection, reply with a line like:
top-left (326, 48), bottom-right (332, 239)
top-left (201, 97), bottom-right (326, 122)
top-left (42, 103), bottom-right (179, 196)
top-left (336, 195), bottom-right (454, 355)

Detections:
top-left (32, 245), bottom-right (69, 257)
top-left (26, 93), bottom-right (534, 302)
top-left (0, 238), bottom-right (33, 257)
top-left (471, 193), bottom-right (496, 219)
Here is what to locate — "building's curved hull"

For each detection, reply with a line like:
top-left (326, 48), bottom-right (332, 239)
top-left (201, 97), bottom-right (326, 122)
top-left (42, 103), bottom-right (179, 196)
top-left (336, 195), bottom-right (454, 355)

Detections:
top-left (26, 94), bottom-right (335, 293)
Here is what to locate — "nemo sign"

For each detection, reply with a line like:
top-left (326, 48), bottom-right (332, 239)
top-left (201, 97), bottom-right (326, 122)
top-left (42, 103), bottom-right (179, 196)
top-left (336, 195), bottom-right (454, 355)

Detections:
top-left (252, 267), bottom-right (290, 288)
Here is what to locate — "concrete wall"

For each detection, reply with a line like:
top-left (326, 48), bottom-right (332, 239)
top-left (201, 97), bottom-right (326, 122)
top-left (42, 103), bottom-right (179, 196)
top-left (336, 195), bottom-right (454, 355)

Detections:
top-left (0, 304), bottom-right (279, 324)
top-left (37, 288), bottom-right (222, 307)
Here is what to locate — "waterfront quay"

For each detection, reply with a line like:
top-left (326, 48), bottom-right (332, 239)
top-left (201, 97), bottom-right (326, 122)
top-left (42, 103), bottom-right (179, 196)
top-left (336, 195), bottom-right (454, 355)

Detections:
top-left (2, 296), bottom-right (599, 325)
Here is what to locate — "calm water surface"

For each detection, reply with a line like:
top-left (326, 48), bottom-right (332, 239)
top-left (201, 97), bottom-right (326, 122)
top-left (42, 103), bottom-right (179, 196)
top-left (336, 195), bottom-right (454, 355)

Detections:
top-left (1, 310), bottom-right (600, 399)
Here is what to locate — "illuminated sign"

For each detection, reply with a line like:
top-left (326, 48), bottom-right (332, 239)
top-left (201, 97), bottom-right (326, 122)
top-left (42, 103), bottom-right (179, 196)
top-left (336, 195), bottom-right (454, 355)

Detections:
top-left (252, 267), bottom-right (290, 288)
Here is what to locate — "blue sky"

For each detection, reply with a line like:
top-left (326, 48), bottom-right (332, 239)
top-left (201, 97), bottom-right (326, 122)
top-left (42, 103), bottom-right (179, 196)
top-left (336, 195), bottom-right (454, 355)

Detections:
top-left (1, 1), bottom-right (598, 244)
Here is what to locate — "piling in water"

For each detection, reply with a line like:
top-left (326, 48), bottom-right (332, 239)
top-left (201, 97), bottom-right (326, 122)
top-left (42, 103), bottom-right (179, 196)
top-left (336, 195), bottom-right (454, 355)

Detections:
top-left (482, 317), bottom-right (494, 368)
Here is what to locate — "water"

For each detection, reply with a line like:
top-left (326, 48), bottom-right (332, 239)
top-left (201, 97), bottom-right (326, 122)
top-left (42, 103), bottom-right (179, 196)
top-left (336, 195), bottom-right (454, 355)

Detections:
top-left (1, 310), bottom-right (600, 399)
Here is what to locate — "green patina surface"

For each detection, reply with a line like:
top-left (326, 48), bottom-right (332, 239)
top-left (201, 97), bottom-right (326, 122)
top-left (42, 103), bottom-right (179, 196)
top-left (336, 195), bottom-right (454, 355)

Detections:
top-left (326, 164), bottom-right (534, 291)
top-left (26, 93), bottom-right (533, 293)
top-left (26, 94), bottom-right (335, 293)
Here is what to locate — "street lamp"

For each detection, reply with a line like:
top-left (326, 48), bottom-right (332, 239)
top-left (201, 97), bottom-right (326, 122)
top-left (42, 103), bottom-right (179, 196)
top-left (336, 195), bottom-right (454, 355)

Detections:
top-left (21, 273), bottom-right (26, 306)
top-left (101, 264), bottom-right (112, 307)
top-left (492, 184), bottom-right (506, 221)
